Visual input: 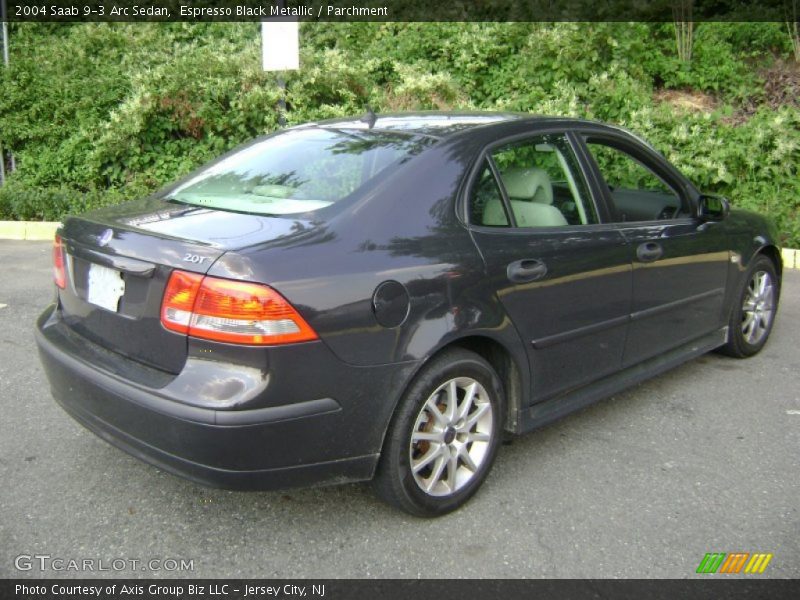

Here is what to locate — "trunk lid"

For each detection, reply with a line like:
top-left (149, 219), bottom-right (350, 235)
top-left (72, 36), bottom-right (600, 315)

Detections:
top-left (57, 197), bottom-right (307, 374)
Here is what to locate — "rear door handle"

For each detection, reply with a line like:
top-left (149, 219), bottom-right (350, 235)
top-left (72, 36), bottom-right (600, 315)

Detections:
top-left (636, 242), bottom-right (663, 263)
top-left (507, 259), bottom-right (547, 283)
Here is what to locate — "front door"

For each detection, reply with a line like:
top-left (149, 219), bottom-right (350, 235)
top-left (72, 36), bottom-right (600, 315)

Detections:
top-left (468, 132), bottom-right (631, 403)
top-left (578, 133), bottom-right (730, 366)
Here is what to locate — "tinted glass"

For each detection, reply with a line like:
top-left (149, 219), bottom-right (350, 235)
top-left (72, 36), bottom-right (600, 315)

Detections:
top-left (168, 128), bottom-right (432, 215)
top-left (490, 134), bottom-right (597, 227)
top-left (586, 140), bottom-right (684, 222)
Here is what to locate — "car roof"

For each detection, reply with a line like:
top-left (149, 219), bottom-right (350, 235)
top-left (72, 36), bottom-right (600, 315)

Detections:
top-left (307, 111), bottom-right (576, 139)
top-left (294, 111), bottom-right (663, 157)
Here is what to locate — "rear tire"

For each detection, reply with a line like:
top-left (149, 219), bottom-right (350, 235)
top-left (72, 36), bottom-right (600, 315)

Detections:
top-left (373, 348), bottom-right (505, 517)
top-left (719, 255), bottom-right (779, 358)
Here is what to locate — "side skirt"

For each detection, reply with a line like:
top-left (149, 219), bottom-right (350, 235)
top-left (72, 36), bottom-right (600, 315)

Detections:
top-left (515, 326), bottom-right (729, 435)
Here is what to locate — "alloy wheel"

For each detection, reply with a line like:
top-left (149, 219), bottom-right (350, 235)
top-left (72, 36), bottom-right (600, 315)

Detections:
top-left (409, 377), bottom-right (494, 497)
top-left (741, 270), bottom-right (775, 345)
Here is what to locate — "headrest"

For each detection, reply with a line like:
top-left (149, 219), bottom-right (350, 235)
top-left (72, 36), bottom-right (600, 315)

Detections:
top-left (501, 167), bottom-right (553, 205)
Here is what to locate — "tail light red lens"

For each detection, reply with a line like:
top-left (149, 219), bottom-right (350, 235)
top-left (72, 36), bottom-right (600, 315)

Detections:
top-left (161, 270), bottom-right (204, 334)
top-left (161, 270), bottom-right (318, 345)
top-left (53, 235), bottom-right (66, 289)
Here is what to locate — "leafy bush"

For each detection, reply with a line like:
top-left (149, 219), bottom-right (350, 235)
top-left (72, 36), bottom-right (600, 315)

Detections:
top-left (0, 179), bottom-right (147, 221)
top-left (1, 22), bottom-right (798, 247)
top-left (617, 104), bottom-right (800, 245)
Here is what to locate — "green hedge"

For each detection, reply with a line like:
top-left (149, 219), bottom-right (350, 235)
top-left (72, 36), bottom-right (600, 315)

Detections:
top-left (0, 180), bottom-right (148, 221)
top-left (0, 22), bottom-right (797, 245)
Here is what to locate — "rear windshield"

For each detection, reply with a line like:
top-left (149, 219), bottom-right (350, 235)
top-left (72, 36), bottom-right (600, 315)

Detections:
top-left (167, 127), bottom-right (433, 215)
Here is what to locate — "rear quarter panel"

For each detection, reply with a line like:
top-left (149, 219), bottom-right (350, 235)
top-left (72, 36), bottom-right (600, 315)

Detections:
top-left (207, 139), bottom-right (529, 374)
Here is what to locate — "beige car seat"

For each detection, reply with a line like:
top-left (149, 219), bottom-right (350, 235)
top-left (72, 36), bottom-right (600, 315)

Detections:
top-left (483, 167), bottom-right (567, 227)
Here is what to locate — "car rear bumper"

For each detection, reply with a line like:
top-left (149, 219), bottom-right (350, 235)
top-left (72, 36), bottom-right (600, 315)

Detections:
top-left (35, 305), bottom-right (414, 490)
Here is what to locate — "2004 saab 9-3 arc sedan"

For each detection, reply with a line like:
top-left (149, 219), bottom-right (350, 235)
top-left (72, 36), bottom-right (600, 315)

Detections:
top-left (36, 112), bottom-right (782, 516)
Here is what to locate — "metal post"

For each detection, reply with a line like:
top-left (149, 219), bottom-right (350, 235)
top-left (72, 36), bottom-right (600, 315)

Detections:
top-left (1, 30), bottom-right (7, 69)
top-left (1, 0), bottom-right (11, 181)
top-left (277, 0), bottom-right (286, 127)
top-left (1, 0), bottom-right (8, 68)
top-left (1, 23), bottom-right (8, 68)
top-left (277, 76), bottom-right (286, 127)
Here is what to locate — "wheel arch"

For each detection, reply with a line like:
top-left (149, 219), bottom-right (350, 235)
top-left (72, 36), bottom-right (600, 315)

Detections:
top-left (445, 335), bottom-right (525, 433)
top-left (756, 244), bottom-right (783, 279)
top-left (724, 242), bottom-right (783, 323)
top-left (379, 333), bottom-right (528, 450)
top-left (717, 243), bottom-right (781, 358)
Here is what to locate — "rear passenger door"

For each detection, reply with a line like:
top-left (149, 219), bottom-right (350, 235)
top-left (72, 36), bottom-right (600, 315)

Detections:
top-left (468, 131), bottom-right (631, 404)
top-left (577, 132), bottom-right (730, 366)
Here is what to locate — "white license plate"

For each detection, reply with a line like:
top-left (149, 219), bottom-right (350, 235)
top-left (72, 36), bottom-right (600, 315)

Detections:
top-left (86, 263), bottom-right (125, 313)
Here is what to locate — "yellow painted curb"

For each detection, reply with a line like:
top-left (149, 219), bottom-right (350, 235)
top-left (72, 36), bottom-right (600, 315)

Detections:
top-left (782, 248), bottom-right (798, 270)
top-left (0, 221), bottom-right (61, 241)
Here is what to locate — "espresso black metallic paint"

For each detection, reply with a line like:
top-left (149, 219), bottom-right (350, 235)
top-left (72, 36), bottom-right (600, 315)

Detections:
top-left (35, 113), bottom-right (782, 492)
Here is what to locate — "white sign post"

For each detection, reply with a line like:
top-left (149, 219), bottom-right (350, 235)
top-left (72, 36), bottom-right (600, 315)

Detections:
top-left (262, 19), bottom-right (299, 127)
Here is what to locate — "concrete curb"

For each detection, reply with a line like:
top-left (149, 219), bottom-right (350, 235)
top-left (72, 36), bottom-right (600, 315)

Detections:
top-left (0, 220), bottom-right (61, 241)
top-left (1, 220), bottom-right (799, 269)
top-left (782, 248), bottom-right (799, 270)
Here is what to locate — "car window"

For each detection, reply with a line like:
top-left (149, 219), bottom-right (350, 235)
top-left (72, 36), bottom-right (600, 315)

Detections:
top-left (167, 128), bottom-right (433, 216)
top-left (585, 139), bottom-right (685, 222)
top-left (473, 134), bottom-right (597, 228)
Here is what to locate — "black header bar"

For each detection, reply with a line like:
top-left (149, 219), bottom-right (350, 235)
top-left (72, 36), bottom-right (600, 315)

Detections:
top-left (1, 0), bottom-right (797, 22)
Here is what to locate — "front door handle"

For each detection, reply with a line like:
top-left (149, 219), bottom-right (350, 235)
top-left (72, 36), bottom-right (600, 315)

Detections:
top-left (507, 259), bottom-right (547, 283)
top-left (636, 242), bottom-right (663, 263)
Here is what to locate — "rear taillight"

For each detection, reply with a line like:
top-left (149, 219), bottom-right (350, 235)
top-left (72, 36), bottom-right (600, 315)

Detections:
top-left (161, 270), bottom-right (204, 334)
top-left (53, 235), bottom-right (66, 289)
top-left (161, 270), bottom-right (318, 345)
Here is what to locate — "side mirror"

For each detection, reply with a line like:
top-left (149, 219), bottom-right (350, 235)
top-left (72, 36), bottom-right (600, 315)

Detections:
top-left (698, 194), bottom-right (730, 221)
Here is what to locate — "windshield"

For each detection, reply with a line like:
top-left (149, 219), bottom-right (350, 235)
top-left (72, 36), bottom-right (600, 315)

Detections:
top-left (167, 127), bottom-right (433, 215)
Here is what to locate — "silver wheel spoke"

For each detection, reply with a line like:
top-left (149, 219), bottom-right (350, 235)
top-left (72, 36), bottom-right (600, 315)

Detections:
top-left (757, 273), bottom-right (767, 296)
top-left (447, 451), bottom-right (459, 491)
top-left (457, 382), bottom-right (478, 421)
top-left (466, 431), bottom-right (491, 443)
top-left (756, 315), bottom-right (767, 337)
top-left (762, 284), bottom-right (774, 307)
top-left (424, 397), bottom-right (447, 425)
top-left (426, 454), bottom-right (447, 492)
top-left (459, 446), bottom-right (479, 472)
top-left (464, 402), bottom-right (490, 431)
top-left (742, 311), bottom-right (755, 333)
top-left (413, 444), bottom-right (443, 474)
top-left (412, 430), bottom-right (442, 443)
top-left (444, 380), bottom-right (458, 422)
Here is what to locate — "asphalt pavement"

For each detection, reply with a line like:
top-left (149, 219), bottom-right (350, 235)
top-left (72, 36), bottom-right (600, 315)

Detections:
top-left (0, 240), bottom-right (798, 579)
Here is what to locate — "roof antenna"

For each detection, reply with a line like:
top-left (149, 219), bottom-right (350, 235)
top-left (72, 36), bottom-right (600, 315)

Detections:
top-left (361, 106), bottom-right (377, 129)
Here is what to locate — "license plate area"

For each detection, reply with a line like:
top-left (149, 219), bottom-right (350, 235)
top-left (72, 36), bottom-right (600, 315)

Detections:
top-left (86, 263), bottom-right (126, 313)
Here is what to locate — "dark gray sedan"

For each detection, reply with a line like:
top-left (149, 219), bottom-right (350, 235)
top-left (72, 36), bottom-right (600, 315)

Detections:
top-left (36, 112), bottom-right (781, 516)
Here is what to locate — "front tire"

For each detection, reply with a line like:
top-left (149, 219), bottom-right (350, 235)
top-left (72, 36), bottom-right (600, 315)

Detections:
top-left (373, 348), bottom-right (505, 517)
top-left (720, 255), bottom-right (779, 358)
